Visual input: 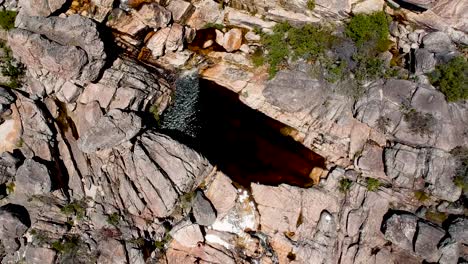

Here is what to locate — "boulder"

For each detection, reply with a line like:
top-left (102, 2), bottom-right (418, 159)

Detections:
top-left (165, 24), bottom-right (185, 52)
top-left (222, 28), bottom-right (243, 52)
top-left (186, 0), bottom-right (223, 29)
top-left (79, 58), bottom-right (171, 111)
top-left (415, 48), bottom-right (436, 74)
top-left (352, 0), bottom-right (384, 14)
top-left (107, 9), bottom-right (147, 37)
top-left (205, 172), bottom-right (237, 218)
top-left (166, 0), bottom-right (194, 23)
top-left (192, 190), bottom-right (216, 226)
top-left (414, 221), bottom-right (445, 262)
top-left (8, 29), bottom-right (88, 81)
top-left (170, 222), bottom-right (204, 247)
top-left (0, 204), bottom-right (30, 253)
top-left (448, 217), bottom-right (468, 244)
top-left (133, 3), bottom-right (171, 29)
top-left (147, 27), bottom-right (171, 57)
top-left (11, 15), bottom-right (106, 84)
top-left (422, 31), bottom-right (456, 53)
top-left (77, 109), bottom-right (142, 153)
top-left (383, 213), bottom-right (418, 252)
top-left (18, 0), bottom-right (66, 16)
top-left (15, 159), bottom-right (52, 195)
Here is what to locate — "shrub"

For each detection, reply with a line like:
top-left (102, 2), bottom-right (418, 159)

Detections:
top-left (366, 178), bottom-right (380, 192)
top-left (251, 48), bottom-right (265, 67)
top-left (0, 10), bottom-right (17, 30)
top-left (307, 0), bottom-right (315, 11)
top-left (345, 11), bottom-right (391, 54)
top-left (339, 178), bottom-right (353, 193)
top-left (352, 54), bottom-right (386, 82)
top-left (259, 22), bottom-right (334, 77)
top-left (288, 24), bottom-right (334, 60)
top-left (1, 41), bottom-right (25, 89)
top-left (61, 200), bottom-right (86, 219)
top-left (428, 56), bottom-right (468, 102)
top-left (261, 22), bottom-right (291, 77)
top-left (403, 109), bottom-right (436, 136)
top-left (106, 213), bottom-right (120, 226)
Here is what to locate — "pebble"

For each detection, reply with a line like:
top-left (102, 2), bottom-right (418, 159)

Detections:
top-left (411, 43), bottom-right (419, 49)
top-left (202, 40), bottom-right (214, 49)
top-left (402, 44), bottom-right (411, 53)
top-left (408, 32), bottom-right (419, 43)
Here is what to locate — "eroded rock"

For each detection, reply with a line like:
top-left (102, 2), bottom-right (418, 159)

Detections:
top-left (77, 110), bottom-right (142, 153)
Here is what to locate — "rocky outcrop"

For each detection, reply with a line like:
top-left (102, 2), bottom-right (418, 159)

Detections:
top-left (77, 110), bottom-right (142, 153)
top-left (9, 15), bottom-right (106, 91)
top-left (0, 204), bottom-right (30, 254)
top-left (18, 0), bottom-right (66, 17)
top-left (383, 211), bottom-right (450, 262)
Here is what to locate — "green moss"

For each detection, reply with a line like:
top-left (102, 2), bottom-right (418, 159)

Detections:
top-left (307, 0), bottom-right (315, 10)
top-left (339, 178), bottom-right (353, 193)
top-left (106, 213), bottom-right (120, 226)
top-left (425, 210), bottom-right (448, 224)
top-left (61, 200), bottom-right (86, 220)
top-left (202, 22), bottom-right (224, 31)
top-left (428, 56), bottom-right (468, 102)
top-left (414, 190), bottom-right (430, 202)
top-left (0, 10), bottom-right (17, 30)
top-left (345, 11), bottom-right (391, 53)
top-left (366, 178), bottom-right (381, 192)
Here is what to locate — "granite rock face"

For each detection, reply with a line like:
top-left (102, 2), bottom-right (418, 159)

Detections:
top-left (9, 15), bottom-right (106, 89)
top-left (1, 0), bottom-right (467, 263)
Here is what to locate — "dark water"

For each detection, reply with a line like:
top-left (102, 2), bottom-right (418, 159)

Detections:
top-left (160, 74), bottom-right (325, 188)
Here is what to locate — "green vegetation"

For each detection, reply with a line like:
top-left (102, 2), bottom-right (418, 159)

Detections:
top-left (425, 210), bottom-right (448, 224)
top-left (345, 11), bottom-right (391, 53)
top-left (154, 233), bottom-right (172, 250)
top-left (149, 103), bottom-right (161, 127)
top-left (414, 190), bottom-right (430, 202)
top-left (0, 10), bottom-right (17, 30)
top-left (1, 41), bottom-right (25, 89)
top-left (339, 178), bottom-right (353, 193)
top-left (251, 48), bottom-right (265, 67)
top-left (352, 54), bottom-right (386, 81)
top-left (255, 12), bottom-right (392, 86)
top-left (451, 147), bottom-right (468, 194)
top-left (61, 200), bottom-right (86, 220)
top-left (51, 235), bottom-right (81, 254)
top-left (428, 56), bottom-right (468, 102)
top-left (307, 0), bottom-right (315, 10)
top-left (366, 178), bottom-right (381, 192)
top-left (403, 108), bottom-right (436, 136)
top-left (259, 22), bottom-right (334, 77)
top-left (106, 213), bottom-right (120, 226)
top-left (202, 22), bottom-right (225, 31)
top-left (5, 182), bottom-right (14, 194)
